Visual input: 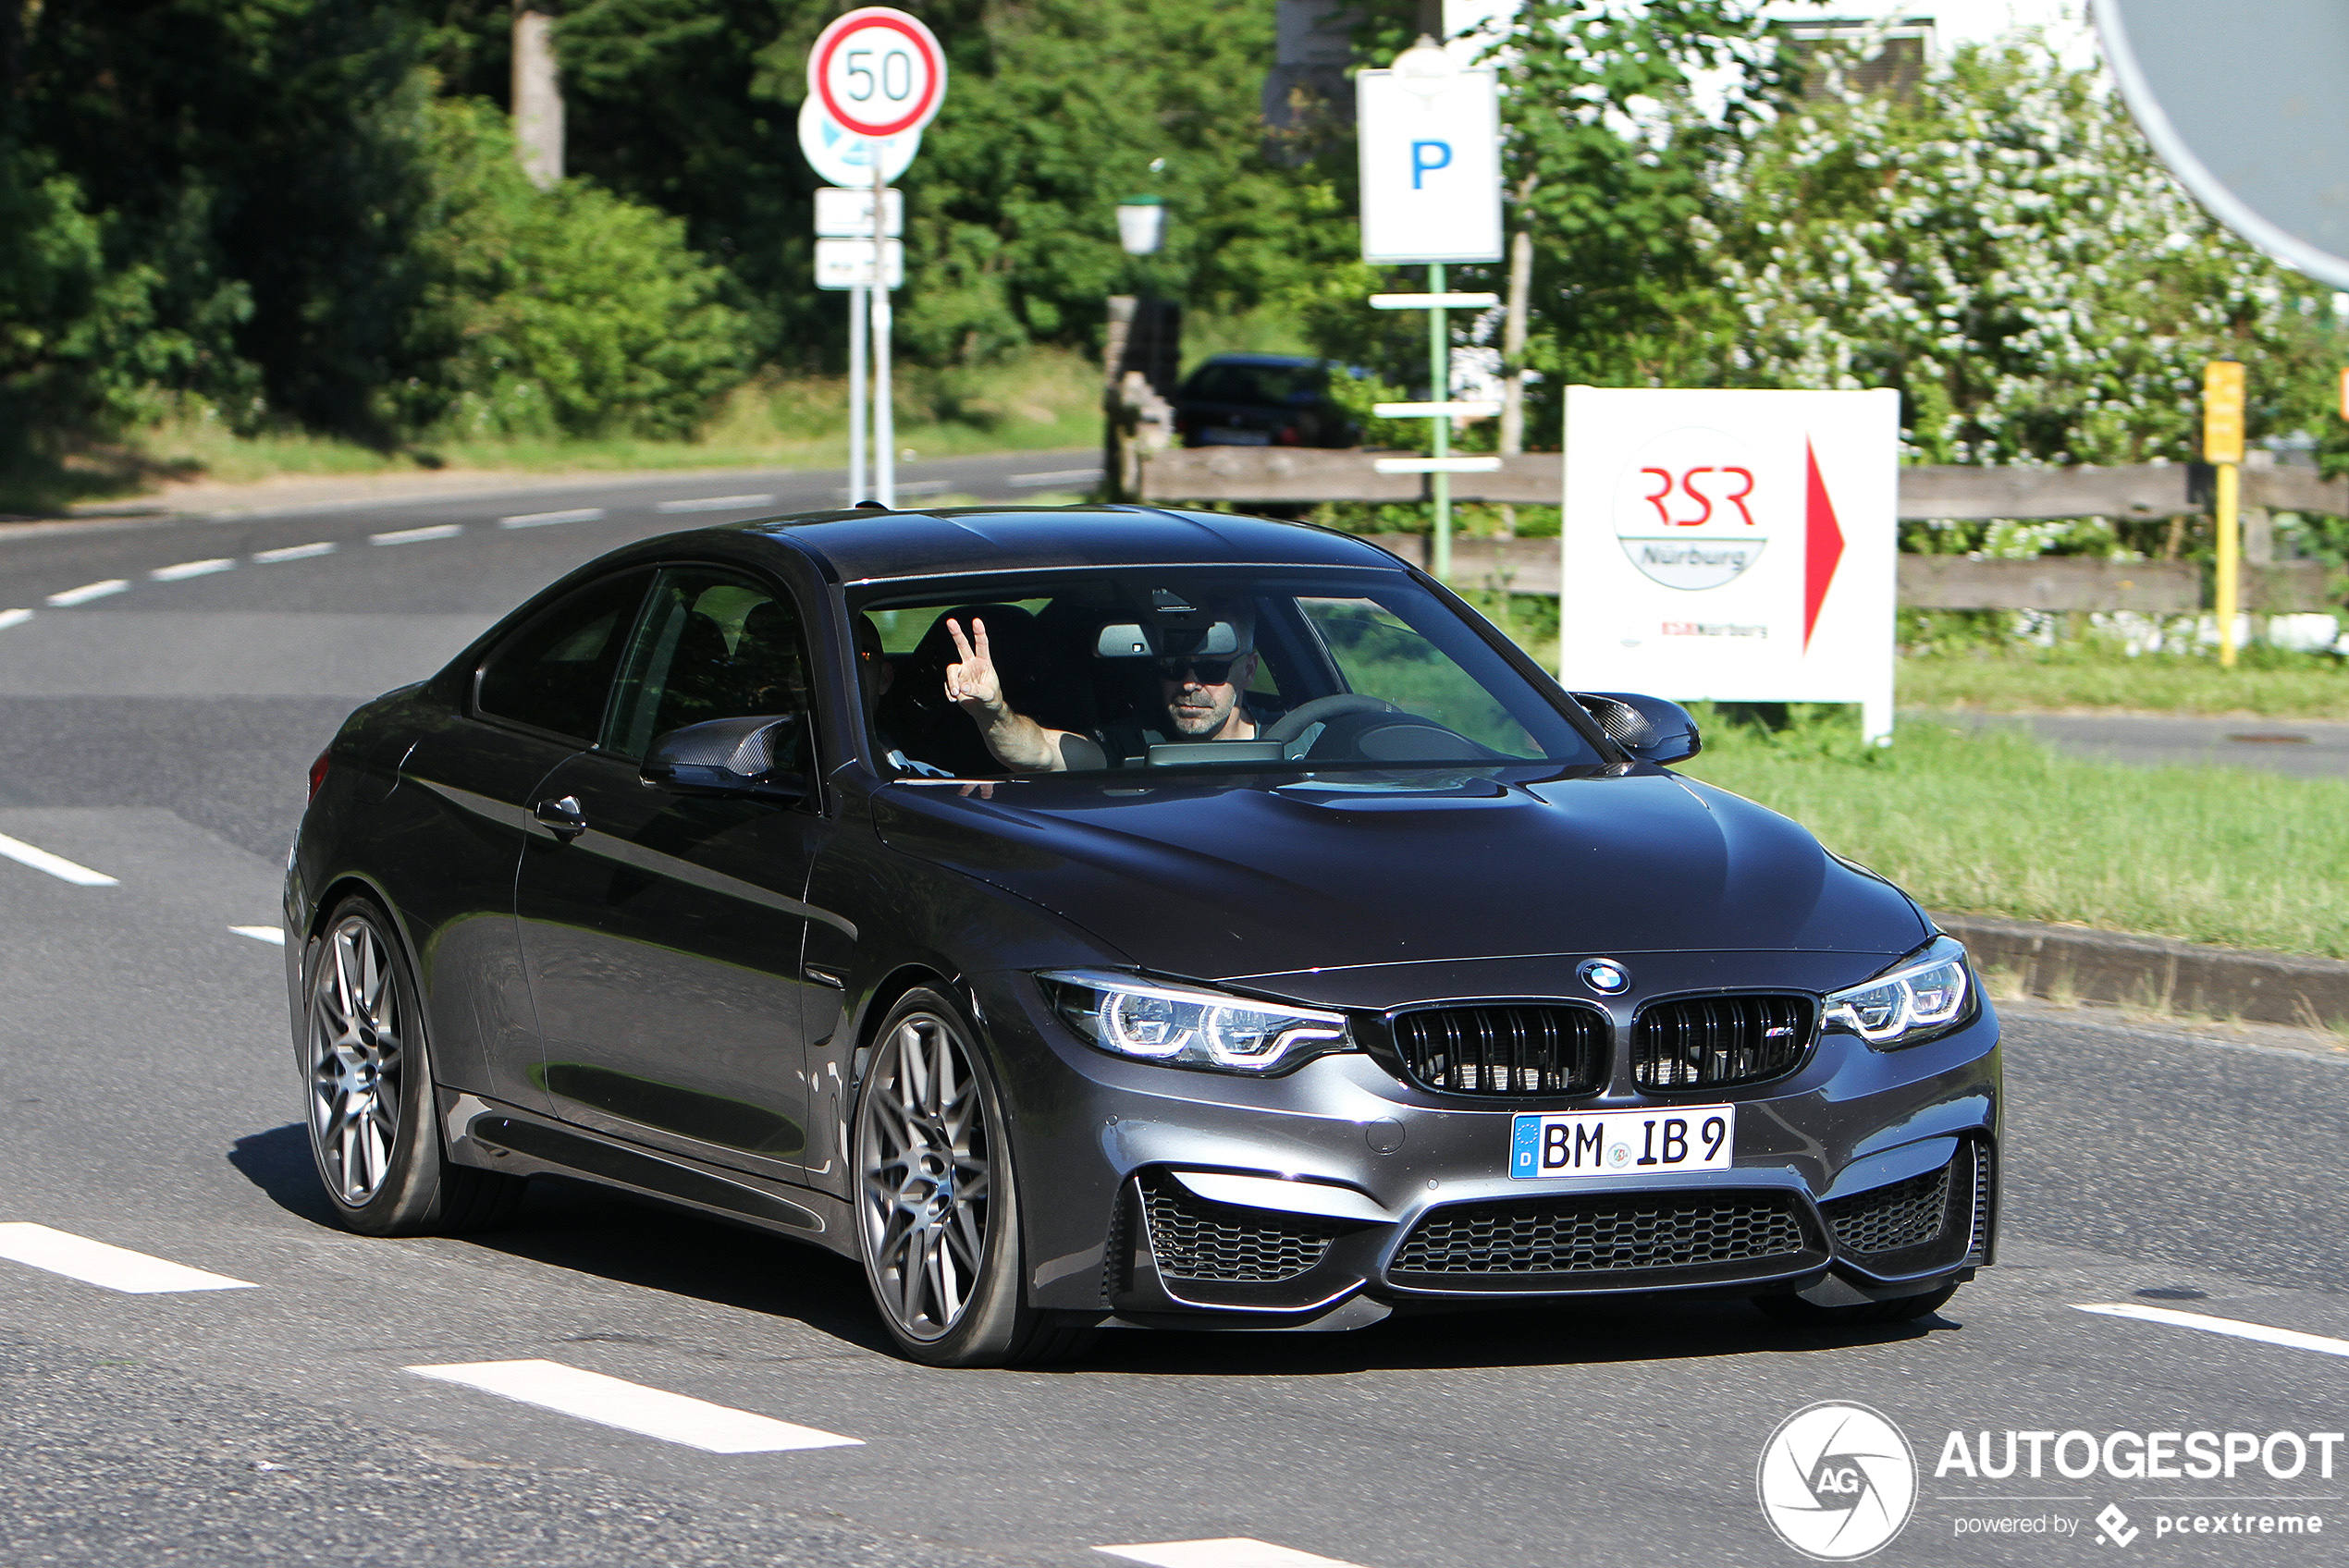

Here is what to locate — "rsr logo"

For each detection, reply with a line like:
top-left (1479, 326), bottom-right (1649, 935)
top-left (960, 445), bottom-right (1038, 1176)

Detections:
top-left (1636, 465), bottom-right (1756, 529)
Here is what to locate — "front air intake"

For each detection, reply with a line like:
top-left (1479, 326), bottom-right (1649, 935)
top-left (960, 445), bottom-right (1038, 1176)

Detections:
top-left (1389, 1004), bottom-right (1606, 1096)
top-left (1630, 994), bottom-right (1814, 1090)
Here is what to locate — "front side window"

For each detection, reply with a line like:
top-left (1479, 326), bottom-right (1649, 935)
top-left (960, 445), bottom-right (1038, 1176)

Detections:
top-left (605, 567), bottom-right (810, 760)
top-left (475, 570), bottom-right (651, 743)
top-left (850, 568), bottom-right (1602, 778)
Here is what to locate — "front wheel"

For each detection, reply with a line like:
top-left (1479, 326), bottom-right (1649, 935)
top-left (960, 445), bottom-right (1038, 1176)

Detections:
top-left (302, 896), bottom-right (526, 1236)
top-left (851, 987), bottom-right (1091, 1366)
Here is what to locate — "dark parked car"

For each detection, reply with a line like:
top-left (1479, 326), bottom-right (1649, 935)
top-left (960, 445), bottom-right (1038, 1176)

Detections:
top-left (288, 506), bottom-right (1999, 1366)
top-left (1173, 353), bottom-right (1359, 448)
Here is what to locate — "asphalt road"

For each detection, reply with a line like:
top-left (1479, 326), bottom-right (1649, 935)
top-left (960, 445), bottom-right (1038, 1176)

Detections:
top-left (4, 466), bottom-right (2347, 1568)
top-left (1916, 711), bottom-right (2349, 778)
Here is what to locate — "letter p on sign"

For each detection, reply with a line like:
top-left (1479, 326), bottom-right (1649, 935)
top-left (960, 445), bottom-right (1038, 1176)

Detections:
top-left (1410, 140), bottom-right (1452, 189)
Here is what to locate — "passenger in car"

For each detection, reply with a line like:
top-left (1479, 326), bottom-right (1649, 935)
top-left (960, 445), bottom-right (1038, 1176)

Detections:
top-left (941, 602), bottom-right (1270, 772)
top-left (855, 614), bottom-right (954, 778)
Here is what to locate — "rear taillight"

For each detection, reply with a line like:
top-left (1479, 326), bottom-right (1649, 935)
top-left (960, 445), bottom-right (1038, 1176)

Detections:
top-left (308, 748), bottom-right (331, 802)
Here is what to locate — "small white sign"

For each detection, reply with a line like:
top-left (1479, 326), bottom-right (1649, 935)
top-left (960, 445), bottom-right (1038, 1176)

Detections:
top-left (815, 187), bottom-right (904, 238)
top-left (1356, 67), bottom-right (1503, 264)
top-left (797, 97), bottom-right (919, 190)
top-left (815, 238), bottom-right (904, 290)
top-left (1557, 386), bottom-right (1900, 741)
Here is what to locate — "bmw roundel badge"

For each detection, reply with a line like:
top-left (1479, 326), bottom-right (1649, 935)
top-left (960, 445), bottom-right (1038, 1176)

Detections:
top-left (1580, 958), bottom-right (1631, 995)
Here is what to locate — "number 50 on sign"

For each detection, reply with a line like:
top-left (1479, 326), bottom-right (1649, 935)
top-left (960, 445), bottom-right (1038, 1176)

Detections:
top-left (809, 7), bottom-right (947, 141)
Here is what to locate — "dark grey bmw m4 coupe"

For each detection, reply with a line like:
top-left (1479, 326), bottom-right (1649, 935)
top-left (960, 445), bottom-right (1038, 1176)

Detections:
top-left (286, 505), bottom-right (1998, 1366)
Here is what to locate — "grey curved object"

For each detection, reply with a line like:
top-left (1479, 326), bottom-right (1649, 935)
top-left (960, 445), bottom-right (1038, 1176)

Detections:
top-left (2099, 0), bottom-right (2349, 289)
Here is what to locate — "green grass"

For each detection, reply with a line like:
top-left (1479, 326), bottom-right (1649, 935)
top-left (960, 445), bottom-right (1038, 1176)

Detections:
top-left (0, 348), bottom-right (1105, 514)
top-left (1900, 643), bottom-right (2349, 719)
top-left (1676, 707), bottom-right (2349, 960)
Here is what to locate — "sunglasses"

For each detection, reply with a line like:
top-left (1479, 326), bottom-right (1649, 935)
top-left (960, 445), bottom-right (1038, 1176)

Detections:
top-left (1157, 656), bottom-right (1237, 684)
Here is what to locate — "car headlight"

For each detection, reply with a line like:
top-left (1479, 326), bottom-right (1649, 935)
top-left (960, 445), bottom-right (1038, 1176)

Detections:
top-left (1038, 970), bottom-right (1352, 1074)
top-left (1823, 937), bottom-right (1974, 1048)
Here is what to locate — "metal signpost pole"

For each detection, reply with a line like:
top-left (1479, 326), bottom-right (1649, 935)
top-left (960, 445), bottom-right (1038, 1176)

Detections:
top-left (1428, 261), bottom-right (1450, 580)
top-left (873, 157), bottom-right (894, 508)
top-left (848, 282), bottom-right (867, 503)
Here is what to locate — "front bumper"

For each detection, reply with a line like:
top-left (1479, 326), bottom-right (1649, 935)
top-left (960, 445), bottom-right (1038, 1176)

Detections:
top-left (973, 961), bottom-right (2001, 1325)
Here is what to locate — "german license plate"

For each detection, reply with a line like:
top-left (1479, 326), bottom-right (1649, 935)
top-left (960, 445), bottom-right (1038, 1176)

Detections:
top-left (1509, 1105), bottom-right (1736, 1180)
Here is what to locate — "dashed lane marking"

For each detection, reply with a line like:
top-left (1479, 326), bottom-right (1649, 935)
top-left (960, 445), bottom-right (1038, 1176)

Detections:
top-left (498, 508), bottom-right (606, 529)
top-left (253, 542), bottom-right (338, 563)
top-left (656, 494), bottom-right (775, 513)
top-left (371, 523), bottom-right (465, 545)
top-left (1010, 468), bottom-right (1103, 487)
top-left (1098, 1541), bottom-right (1373, 1568)
top-left (0, 831), bottom-right (117, 887)
top-left (0, 1223), bottom-right (256, 1293)
top-left (151, 557), bottom-right (235, 582)
top-left (230, 925), bottom-right (287, 946)
top-left (831, 479), bottom-right (953, 499)
top-left (0, 608), bottom-right (31, 631)
top-left (45, 579), bottom-right (129, 606)
top-left (2076, 1303), bottom-right (2349, 1361)
top-left (406, 1360), bottom-right (864, 1454)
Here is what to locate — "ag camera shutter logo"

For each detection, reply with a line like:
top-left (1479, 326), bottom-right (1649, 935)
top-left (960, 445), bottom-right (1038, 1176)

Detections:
top-left (1757, 1401), bottom-right (1918, 1560)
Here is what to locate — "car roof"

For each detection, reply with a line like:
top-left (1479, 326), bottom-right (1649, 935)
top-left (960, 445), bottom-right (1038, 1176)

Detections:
top-left (1190, 352), bottom-right (1322, 369)
top-left (734, 505), bottom-right (1410, 585)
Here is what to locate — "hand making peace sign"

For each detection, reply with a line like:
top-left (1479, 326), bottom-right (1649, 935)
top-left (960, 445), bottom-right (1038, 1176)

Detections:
top-left (942, 618), bottom-right (1003, 714)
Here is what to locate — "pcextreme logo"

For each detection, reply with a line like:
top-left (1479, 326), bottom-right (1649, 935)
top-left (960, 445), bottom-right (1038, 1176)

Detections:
top-left (1757, 1401), bottom-right (1919, 1561)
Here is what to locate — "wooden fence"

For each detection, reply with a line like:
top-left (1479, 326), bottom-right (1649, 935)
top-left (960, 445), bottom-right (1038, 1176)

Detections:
top-left (1141, 450), bottom-right (2341, 612)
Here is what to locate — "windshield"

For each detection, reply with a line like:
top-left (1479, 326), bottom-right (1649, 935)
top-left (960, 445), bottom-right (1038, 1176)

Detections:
top-left (851, 568), bottom-right (1605, 779)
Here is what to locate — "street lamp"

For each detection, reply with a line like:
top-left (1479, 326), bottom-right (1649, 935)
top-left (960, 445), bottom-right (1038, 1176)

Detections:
top-left (1116, 194), bottom-right (1166, 256)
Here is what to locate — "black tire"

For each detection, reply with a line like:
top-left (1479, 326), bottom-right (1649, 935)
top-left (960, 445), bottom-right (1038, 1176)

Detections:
top-left (1753, 1281), bottom-right (1959, 1328)
top-left (850, 986), bottom-right (1093, 1367)
top-left (301, 895), bottom-right (528, 1237)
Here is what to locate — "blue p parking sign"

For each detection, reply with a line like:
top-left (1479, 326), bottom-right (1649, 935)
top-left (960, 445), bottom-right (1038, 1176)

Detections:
top-left (1356, 67), bottom-right (1501, 264)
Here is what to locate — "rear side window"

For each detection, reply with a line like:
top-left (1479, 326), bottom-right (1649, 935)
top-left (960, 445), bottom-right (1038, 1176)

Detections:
top-left (474, 570), bottom-right (650, 743)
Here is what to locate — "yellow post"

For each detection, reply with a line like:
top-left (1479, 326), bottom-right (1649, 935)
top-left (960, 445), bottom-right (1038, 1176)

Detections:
top-left (2203, 360), bottom-right (2245, 668)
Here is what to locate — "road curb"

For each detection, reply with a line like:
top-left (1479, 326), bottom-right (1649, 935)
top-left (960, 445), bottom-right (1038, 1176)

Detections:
top-left (1938, 912), bottom-right (2349, 1031)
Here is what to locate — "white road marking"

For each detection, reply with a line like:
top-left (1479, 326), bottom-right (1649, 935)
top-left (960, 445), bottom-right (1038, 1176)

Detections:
top-left (1098, 1541), bottom-right (1372, 1568)
top-left (0, 608), bottom-right (31, 631)
top-left (229, 925), bottom-right (287, 946)
top-left (371, 523), bottom-right (464, 545)
top-left (655, 494), bottom-right (774, 513)
top-left (253, 542), bottom-right (338, 563)
top-left (150, 557), bottom-right (235, 582)
top-left (498, 508), bottom-right (606, 529)
top-left (46, 579), bottom-right (129, 606)
top-left (405, 1360), bottom-right (865, 1453)
top-left (2076, 1303), bottom-right (2349, 1360)
top-left (1010, 468), bottom-right (1103, 487)
top-left (0, 1223), bottom-right (255, 1293)
top-left (0, 832), bottom-right (117, 887)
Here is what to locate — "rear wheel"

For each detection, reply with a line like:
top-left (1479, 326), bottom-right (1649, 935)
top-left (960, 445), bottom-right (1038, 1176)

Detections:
top-left (851, 987), bottom-right (1092, 1366)
top-left (302, 896), bottom-right (526, 1236)
top-left (1753, 1281), bottom-right (1959, 1327)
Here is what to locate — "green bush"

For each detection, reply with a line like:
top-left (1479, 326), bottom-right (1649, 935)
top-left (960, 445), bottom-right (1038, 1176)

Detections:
top-left (391, 100), bottom-right (749, 441)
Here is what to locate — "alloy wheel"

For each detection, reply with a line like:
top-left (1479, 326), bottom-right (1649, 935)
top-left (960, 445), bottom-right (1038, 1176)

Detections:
top-left (856, 1010), bottom-right (994, 1341)
top-left (307, 914), bottom-right (405, 1207)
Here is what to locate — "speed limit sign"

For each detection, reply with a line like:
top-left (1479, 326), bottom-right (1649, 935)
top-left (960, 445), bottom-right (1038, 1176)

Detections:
top-left (809, 7), bottom-right (947, 141)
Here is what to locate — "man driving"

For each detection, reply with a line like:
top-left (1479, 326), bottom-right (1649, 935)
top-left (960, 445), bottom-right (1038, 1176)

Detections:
top-left (942, 601), bottom-right (1266, 773)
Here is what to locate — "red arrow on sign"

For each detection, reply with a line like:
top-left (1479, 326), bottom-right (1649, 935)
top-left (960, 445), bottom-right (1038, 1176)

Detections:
top-left (1802, 438), bottom-right (1843, 651)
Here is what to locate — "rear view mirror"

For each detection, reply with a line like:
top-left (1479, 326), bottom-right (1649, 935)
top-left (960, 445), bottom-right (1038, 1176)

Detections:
top-left (1568, 692), bottom-right (1702, 766)
top-left (641, 715), bottom-right (808, 800)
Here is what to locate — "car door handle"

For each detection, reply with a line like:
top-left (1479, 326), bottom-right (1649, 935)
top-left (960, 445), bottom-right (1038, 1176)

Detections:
top-left (533, 795), bottom-right (587, 840)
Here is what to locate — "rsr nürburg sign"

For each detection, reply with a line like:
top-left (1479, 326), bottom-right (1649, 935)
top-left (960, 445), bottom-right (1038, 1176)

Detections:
top-left (1558, 386), bottom-right (1900, 742)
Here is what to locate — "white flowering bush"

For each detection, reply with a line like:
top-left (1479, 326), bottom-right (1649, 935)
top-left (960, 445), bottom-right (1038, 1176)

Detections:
top-left (1695, 33), bottom-right (2341, 472)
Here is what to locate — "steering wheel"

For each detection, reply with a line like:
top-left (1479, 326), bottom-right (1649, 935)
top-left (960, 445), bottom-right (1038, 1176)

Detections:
top-left (1261, 693), bottom-right (1397, 744)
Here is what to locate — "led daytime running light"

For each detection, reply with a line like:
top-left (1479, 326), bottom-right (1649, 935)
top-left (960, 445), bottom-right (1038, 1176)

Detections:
top-left (1040, 970), bottom-right (1352, 1074)
top-left (1823, 937), bottom-right (1973, 1047)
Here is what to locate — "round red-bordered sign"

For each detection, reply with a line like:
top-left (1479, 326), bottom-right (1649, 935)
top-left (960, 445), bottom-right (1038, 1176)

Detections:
top-left (809, 8), bottom-right (946, 141)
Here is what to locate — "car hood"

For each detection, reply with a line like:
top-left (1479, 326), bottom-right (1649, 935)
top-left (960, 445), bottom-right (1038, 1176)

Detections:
top-left (869, 767), bottom-right (1927, 986)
